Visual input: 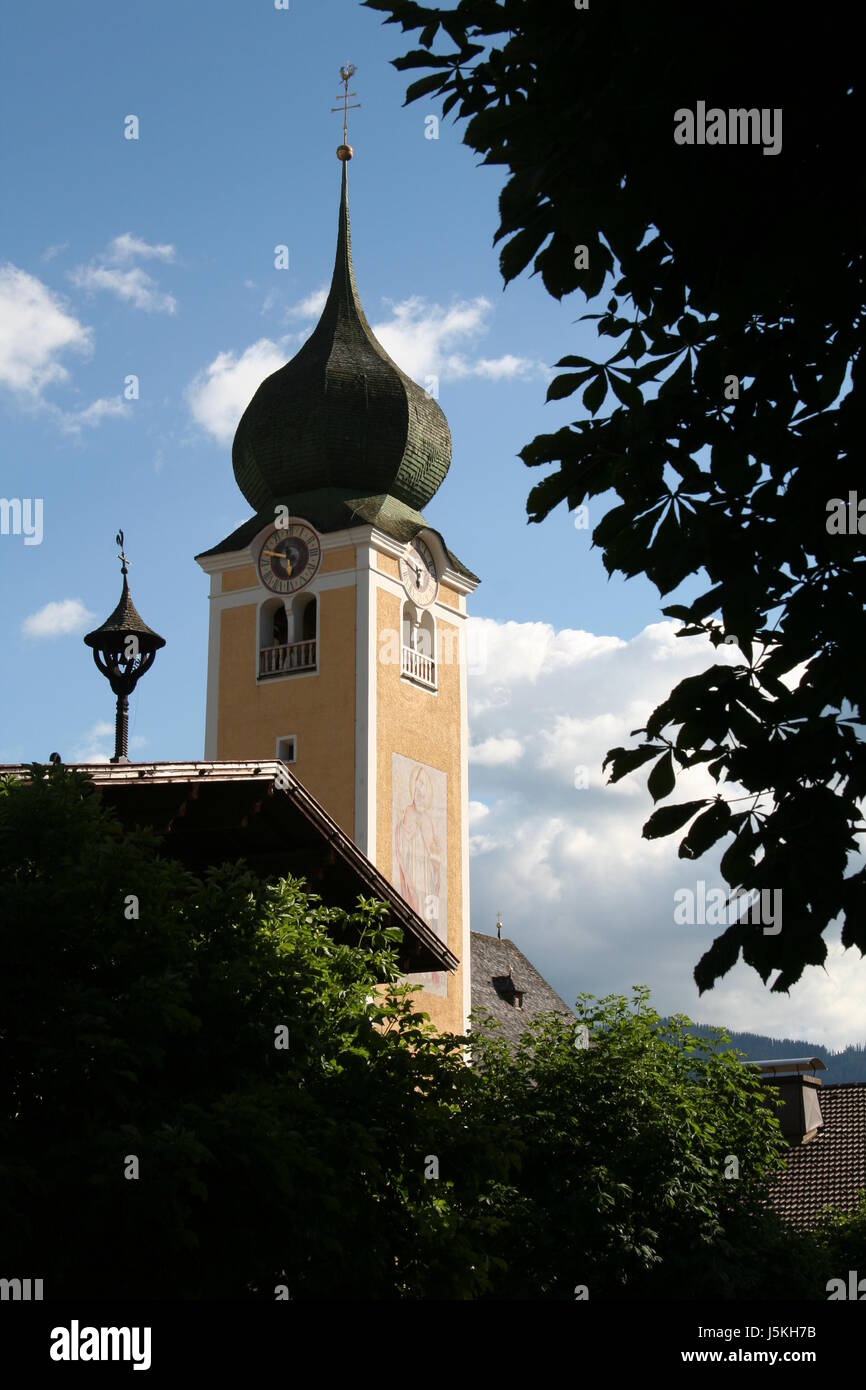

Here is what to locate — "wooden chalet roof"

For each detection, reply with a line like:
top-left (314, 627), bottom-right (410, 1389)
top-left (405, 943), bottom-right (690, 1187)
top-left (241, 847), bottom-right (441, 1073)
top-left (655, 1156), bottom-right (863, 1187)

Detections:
top-left (0, 760), bottom-right (456, 977)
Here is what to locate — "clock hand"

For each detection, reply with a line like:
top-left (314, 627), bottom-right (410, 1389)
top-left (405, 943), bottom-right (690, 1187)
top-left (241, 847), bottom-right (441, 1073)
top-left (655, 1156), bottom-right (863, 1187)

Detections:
top-left (262, 548), bottom-right (296, 576)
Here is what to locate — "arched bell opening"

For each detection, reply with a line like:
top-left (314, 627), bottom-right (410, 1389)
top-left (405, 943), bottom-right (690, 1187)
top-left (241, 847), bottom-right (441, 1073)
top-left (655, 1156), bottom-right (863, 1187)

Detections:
top-left (258, 594), bottom-right (317, 679)
top-left (294, 593), bottom-right (317, 645)
top-left (400, 599), bottom-right (436, 690)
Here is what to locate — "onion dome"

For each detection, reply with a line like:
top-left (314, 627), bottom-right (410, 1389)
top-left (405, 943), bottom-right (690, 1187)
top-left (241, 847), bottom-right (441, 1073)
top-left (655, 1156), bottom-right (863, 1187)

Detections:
top-left (231, 163), bottom-right (452, 516)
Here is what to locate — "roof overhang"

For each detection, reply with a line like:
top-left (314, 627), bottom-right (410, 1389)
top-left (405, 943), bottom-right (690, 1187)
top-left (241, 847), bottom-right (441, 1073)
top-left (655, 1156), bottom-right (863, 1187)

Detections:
top-left (0, 760), bottom-right (457, 977)
top-left (195, 502), bottom-right (480, 589)
top-left (751, 1057), bottom-right (827, 1076)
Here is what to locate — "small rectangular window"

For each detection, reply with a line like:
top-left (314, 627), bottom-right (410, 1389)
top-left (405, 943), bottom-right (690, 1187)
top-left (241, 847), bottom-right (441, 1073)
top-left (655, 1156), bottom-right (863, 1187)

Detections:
top-left (276, 736), bottom-right (297, 764)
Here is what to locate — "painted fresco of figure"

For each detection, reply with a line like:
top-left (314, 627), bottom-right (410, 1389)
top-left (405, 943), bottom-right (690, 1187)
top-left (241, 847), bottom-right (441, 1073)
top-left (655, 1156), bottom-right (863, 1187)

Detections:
top-left (394, 763), bottom-right (441, 922)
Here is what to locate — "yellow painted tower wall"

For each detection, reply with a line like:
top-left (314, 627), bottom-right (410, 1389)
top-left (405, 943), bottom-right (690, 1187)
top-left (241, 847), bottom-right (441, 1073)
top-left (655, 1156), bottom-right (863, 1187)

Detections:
top-left (215, 563), bottom-right (356, 839)
top-left (208, 534), bottom-right (468, 1035)
top-left (374, 567), bottom-right (466, 1035)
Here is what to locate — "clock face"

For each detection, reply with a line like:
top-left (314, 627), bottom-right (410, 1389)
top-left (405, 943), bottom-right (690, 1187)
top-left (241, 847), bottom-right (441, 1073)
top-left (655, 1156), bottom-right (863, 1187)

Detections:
top-left (399, 537), bottom-right (438, 608)
top-left (257, 521), bottom-right (321, 594)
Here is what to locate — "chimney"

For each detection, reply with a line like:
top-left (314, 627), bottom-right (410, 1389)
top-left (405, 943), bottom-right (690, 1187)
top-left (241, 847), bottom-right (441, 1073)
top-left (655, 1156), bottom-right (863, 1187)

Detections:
top-left (753, 1057), bottom-right (826, 1145)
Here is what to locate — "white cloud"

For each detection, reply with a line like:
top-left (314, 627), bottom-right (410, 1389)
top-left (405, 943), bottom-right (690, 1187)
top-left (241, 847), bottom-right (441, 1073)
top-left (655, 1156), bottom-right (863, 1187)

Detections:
top-left (461, 354), bottom-right (536, 380)
top-left (70, 233), bottom-right (177, 314)
top-left (60, 396), bottom-right (130, 433)
top-left (69, 723), bottom-right (146, 763)
top-left (186, 293), bottom-right (534, 443)
top-left (372, 295), bottom-right (537, 385)
top-left (107, 233), bottom-right (175, 264)
top-left (70, 263), bottom-right (176, 315)
top-left (0, 267), bottom-right (127, 432)
top-left (22, 598), bottom-right (96, 638)
top-left (69, 720), bottom-right (115, 764)
top-left (466, 615), bottom-right (865, 1049)
top-left (187, 338), bottom-right (285, 444)
top-left (287, 285), bottom-right (328, 319)
top-left (41, 242), bottom-right (69, 262)
top-left (0, 264), bottom-right (92, 395)
top-left (470, 735), bottom-right (524, 767)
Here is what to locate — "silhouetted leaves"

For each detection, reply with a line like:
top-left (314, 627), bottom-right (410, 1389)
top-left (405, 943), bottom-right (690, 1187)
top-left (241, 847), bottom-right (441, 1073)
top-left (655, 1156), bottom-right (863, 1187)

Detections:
top-left (370, 0), bottom-right (864, 994)
top-left (603, 742), bottom-right (664, 783)
top-left (643, 800), bottom-right (707, 839)
top-left (678, 801), bottom-right (733, 860)
top-left (647, 750), bottom-right (676, 802)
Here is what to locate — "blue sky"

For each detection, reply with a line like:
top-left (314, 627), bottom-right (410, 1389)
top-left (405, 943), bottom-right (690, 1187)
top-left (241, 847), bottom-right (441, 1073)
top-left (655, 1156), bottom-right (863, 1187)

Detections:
top-left (2, 0), bottom-right (861, 1049)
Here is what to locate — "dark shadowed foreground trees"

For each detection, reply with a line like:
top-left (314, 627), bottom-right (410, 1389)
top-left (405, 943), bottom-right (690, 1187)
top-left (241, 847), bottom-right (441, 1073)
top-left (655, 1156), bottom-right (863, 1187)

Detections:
top-left (0, 765), bottom-right (479, 1299)
top-left (364, 0), bottom-right (865, 995)
top-left (0, 766), bottom-right (859, 1298)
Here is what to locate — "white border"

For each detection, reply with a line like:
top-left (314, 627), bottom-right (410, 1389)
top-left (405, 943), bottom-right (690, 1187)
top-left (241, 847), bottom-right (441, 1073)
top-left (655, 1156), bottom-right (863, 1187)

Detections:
top-left (204, 572), bottom-right (221, 759)
top-left (459, 616), bottom-right (472, 1033)
top-left (354, 544), bottom-right (377, 860)
top-left (275, 734), bottom-right (297, 764)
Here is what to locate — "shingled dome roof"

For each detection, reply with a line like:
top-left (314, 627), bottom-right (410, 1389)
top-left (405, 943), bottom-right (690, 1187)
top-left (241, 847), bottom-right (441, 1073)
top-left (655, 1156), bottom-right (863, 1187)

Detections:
top-left (83, 573), bottom-right (165, 653)
top-left (232, 163), bottom-right (452, 516)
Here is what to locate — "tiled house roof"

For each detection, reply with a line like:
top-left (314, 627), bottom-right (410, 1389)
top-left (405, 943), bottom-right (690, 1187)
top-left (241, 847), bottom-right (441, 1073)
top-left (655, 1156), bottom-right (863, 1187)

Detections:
top-left (470, 930), bottom-right (573, 1049)
top-left (768, 1082), bottom-right (866, 1227)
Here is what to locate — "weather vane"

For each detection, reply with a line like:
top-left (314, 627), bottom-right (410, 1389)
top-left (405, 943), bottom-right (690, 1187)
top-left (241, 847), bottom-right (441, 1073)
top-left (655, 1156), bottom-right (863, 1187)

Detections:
top-left (331, 62), bottom-right (360, 161)
top-left (116, 528), bottom-right (129, 576)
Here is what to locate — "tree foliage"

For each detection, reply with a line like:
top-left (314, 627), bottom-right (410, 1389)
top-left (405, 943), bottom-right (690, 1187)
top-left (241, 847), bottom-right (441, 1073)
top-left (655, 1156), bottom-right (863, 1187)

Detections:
top-left (0, 765), bottom-right (479, 1298)
top-left (468, 992), bottom-right (804, 1299)
top-left (364, 0), bottom-right (865, 993)
top-left (0, 765), bottom-right (854, 1298)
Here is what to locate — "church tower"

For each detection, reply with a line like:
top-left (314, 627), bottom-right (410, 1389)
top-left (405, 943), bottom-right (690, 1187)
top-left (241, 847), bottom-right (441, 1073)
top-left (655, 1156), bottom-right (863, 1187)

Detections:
top-left (195, 149), bottom-right (479, 1034)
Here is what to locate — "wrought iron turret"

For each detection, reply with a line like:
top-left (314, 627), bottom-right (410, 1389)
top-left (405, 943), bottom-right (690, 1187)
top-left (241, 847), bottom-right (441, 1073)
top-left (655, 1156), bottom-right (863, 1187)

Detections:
top-left (83, 531), bottom-right (166, 763)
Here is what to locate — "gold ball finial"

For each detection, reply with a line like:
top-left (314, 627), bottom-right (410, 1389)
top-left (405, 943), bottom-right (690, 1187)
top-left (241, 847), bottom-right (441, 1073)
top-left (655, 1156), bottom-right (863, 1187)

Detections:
top-left (332, 62), bottom-right (360, 160)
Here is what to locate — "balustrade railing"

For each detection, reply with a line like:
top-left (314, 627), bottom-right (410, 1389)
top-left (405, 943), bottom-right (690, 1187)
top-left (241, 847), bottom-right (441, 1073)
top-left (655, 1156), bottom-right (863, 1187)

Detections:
top-left (259, 639), bottom-right (317, 677)
top-left (401, 643), bottom-right (436, 689)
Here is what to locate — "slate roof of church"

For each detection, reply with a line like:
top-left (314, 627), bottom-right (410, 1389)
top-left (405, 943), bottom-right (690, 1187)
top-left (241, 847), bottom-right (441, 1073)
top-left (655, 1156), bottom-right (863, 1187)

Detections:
top-left (470, 930), bottom-right (573, 1048)
top-left (768, 1082), bottom-right (866, 1228)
